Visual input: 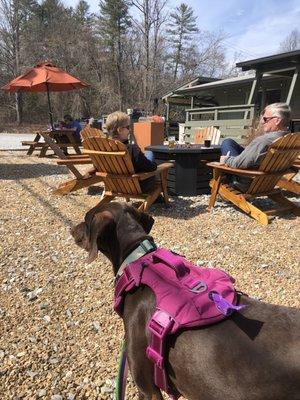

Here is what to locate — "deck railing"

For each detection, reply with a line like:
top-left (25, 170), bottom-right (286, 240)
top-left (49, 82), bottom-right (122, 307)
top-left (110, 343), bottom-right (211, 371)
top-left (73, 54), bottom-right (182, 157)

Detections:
top-left (184, 104), bottom-right (256, 143)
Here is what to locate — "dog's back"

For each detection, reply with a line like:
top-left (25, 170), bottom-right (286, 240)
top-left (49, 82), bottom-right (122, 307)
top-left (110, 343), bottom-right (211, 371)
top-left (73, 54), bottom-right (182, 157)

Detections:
top-left (124, 289), bottom-right (300, 400)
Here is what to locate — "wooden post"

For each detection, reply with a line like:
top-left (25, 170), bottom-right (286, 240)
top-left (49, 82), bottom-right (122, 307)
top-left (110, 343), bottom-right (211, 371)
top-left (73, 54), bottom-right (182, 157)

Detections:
top-left (191, 96), bottom-right (194, 109)
top-left (246, 71), bottom-right (261, 119)
top-left (286, 68), bottom-right (298, 105)
top-left (165, 101), bottom-right (170, 136)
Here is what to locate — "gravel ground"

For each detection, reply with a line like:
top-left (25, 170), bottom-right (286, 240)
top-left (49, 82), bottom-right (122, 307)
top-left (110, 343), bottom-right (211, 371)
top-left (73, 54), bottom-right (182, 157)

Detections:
top-left (0, 150), bottom-right (299, 400)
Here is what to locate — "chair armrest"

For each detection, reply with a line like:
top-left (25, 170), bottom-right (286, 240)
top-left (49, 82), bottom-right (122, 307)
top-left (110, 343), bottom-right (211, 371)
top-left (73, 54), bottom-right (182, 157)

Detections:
top-left (207, 162), bottom-right (269, 177)
top-left (57, 158), bottom-right (92, 165)
top-left (63, 154), bottom-right (90, 158)
top-left (132, 170), bottom-right (158, 180)
top-left (132, 162), bottom-right (174, 181)
top-left (207, 162), bottom-right (294, 178)
top-left (157, 162), bottom-right (174, 172)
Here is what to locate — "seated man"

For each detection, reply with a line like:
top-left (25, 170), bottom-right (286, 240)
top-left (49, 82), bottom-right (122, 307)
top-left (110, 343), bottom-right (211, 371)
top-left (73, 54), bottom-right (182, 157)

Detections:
top-left (61, 114), bottom-right (82, 143)
top-left (219, 102), bottom-right (291, 190)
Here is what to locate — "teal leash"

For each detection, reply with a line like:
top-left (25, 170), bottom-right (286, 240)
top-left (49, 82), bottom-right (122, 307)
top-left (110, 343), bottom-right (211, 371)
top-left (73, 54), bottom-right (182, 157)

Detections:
top-left (114, 340), bottom-right (128, 400)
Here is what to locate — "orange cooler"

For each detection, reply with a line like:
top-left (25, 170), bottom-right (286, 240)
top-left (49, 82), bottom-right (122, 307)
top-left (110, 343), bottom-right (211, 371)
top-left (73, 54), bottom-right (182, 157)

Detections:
top-left (133, 122), bottom-right (164, 152)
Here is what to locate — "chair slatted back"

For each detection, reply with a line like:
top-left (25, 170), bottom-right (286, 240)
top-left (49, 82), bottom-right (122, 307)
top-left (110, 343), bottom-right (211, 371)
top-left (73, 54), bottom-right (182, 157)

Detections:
top-left (194, 127), bottom-right (221, 145)
top-left (83, 137), bottom-right (142, 195)
top-left (81, 127), bottom-right (106, 140)
top-left (248, 133), bottom-right (300, 195)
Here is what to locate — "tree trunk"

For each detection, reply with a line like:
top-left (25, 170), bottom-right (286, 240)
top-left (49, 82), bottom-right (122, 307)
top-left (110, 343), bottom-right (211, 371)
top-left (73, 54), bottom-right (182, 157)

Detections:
top-left (173, 32), bottom-right (183, 82)
top-left (116, 21), bottom-right (123, 110)
top-left (15, 92), bottom-right (23, 125)
top-left (14, 1), bottom-right (22, 124)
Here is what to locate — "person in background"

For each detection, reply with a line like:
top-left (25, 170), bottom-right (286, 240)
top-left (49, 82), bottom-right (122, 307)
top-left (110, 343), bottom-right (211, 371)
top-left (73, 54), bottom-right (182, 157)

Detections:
top-left (61, 114), bottom-right (82, 143)
top-left (219, 102), bottom-right (291, 190)
top-left (106, 111), bottom-right (157, 192)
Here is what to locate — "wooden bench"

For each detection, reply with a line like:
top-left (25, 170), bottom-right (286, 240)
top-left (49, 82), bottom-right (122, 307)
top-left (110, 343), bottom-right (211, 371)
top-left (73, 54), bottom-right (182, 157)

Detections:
top-left (21, 129), bottom-right (82, 157)
top-left (21, 134), bottom-right (48, 156)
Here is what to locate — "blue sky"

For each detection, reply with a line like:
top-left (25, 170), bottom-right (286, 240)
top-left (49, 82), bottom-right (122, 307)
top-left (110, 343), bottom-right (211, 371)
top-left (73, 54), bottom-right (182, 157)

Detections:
top-left (63, 0), bottom-right (300, 63)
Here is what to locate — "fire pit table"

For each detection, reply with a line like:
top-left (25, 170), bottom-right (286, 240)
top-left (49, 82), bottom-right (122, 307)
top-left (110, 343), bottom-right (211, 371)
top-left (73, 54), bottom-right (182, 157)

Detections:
top-left (145, 144), bottom-right (221, 196)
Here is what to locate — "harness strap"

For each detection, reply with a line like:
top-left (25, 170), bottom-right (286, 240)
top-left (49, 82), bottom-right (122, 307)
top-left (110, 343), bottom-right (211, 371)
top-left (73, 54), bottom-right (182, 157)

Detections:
top-left (152, 248), bottom-right (188, 277)
top-left (152, 248), bottom-right (208, 293)
top-left (146, 309), bottom-right (179, 400)
top-left (114, 267), bottom-right (136, 313)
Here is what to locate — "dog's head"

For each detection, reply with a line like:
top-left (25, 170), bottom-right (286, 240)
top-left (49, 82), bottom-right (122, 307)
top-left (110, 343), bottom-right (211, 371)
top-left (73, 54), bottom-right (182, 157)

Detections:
top-left (71, 202), bottom-right (154, 272)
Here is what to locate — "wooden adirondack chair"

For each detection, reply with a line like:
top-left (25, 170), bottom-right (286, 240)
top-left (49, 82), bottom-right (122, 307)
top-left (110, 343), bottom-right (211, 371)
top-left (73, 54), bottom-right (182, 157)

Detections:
top-left (207, 132), bottom-right (300, 225)
top-left (276, 157), bottom-right (300, 195)
top-left (82, 136), bottom-right (173, 211)
top-left (194, 127), bottom-right (221, 145)
top-left (80, 127), bottom-right (106, 140)
top-left (35, 131), bottom-right (101, 196)
top-left (52, 128), bottom-right (107, 195)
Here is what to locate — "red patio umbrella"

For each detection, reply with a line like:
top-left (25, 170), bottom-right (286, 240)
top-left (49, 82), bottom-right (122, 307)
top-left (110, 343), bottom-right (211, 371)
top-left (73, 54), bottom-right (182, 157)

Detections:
top-left (1, 61), bottom-right (89, 128)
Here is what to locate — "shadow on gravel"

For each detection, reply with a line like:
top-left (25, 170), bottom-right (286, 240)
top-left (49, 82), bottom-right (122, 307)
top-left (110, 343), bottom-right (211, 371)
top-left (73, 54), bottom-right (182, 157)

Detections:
top-left (145, 197), bottom-right (209, 220)
top-left (0, 163), bottom-right (65, 180)
top-left (208, 196), bottom-right (299, 223)
top-left (16, 179), bottom-right (74, 227)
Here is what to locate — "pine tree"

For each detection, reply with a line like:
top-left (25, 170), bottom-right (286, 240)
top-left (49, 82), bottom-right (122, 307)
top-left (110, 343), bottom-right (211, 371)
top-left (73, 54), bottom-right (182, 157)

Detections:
top-left (99, 0), bottom-right (131, 109)
top-left (167, 2), bottom-right (199, 81)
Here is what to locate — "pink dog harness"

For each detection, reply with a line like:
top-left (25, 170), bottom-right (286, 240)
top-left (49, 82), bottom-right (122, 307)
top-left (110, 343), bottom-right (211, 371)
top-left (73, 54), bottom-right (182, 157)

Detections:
top-left (114, 241), bottom-right (244, 399)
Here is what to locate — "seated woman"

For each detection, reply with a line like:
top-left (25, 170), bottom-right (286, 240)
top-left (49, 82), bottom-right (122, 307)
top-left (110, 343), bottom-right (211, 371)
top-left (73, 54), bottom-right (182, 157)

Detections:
top-left (106, 111), bottom-right (157, 192)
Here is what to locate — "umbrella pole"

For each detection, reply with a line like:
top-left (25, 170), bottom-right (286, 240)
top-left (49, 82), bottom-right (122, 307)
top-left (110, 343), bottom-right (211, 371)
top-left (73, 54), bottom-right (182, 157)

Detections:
top-left (46, 82), bottom-right (54, 130)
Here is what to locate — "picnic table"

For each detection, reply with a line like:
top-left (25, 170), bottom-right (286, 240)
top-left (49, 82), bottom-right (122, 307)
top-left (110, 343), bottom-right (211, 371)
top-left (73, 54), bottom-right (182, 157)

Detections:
top-left (21, 129), bottom-right (81, 157)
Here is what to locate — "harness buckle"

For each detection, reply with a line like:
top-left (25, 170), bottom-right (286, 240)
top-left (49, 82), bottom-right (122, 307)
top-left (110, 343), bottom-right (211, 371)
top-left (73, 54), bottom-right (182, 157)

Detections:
top-left (189, 280), bottom-right (207, 293)
top-left (146, 347), bottom-right (164, 369)
top-left (181, 275), bottom-right (207, 294)
top-left (148, 310), bottom-right (175, 339)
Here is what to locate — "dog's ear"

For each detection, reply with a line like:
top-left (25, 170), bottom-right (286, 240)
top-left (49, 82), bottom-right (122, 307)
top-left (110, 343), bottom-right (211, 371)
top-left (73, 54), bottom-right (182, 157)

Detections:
top-left (139, 211), bottom-right (154, 233)
top-left (126, 206), bottom-right (154, 234)
top-left (71, 222), bottom-right (89, 250)
top-left (85, 210), bottom-right (114, 264)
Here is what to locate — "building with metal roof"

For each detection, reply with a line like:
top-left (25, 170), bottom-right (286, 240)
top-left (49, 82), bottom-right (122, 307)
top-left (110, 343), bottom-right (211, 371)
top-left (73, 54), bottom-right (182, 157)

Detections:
top-left (163, 50), bottom-right (300, 142)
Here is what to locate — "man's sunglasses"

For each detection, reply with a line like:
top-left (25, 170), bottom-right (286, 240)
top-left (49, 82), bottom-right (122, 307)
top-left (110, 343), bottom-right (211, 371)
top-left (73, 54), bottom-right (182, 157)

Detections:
top-left (262, 116), bottom-right (277, 123)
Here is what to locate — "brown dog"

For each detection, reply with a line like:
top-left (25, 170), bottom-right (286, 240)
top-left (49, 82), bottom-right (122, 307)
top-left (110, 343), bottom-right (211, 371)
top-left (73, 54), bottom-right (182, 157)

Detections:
top-left (71, 202), bottom-right (300, 400)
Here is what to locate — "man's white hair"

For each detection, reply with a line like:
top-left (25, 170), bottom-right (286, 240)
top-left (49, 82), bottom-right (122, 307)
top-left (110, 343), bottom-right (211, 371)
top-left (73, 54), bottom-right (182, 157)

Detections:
top-left (265, 103), bottom-right (291, 127)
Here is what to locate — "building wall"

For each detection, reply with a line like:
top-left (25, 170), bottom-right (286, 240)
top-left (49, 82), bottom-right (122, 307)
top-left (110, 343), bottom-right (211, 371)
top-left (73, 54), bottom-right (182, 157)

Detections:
top-left (180, 74), bottom-right (300, 141)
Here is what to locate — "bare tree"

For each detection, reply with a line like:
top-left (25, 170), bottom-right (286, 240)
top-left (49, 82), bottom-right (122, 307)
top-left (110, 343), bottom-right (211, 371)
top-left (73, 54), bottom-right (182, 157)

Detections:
top-left (130, 0), bottom-right (167, 111)
top-left (0, 0), bottom-right (36, 123)
top-left (279, 29), bottom-right (300, 52)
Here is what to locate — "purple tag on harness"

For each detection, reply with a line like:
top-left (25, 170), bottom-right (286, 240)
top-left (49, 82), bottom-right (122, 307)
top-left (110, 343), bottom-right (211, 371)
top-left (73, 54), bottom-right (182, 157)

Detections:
top-left (211, 292), bottom-right (246, 316)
